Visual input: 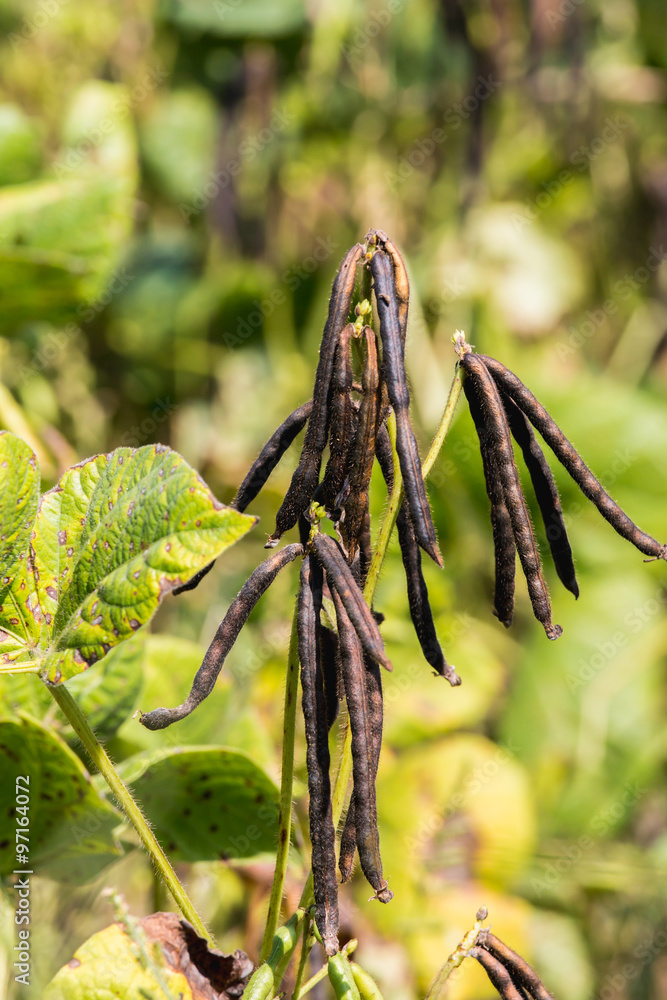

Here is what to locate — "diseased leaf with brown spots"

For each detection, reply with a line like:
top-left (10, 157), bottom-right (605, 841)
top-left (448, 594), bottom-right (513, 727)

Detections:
top-left (0, 433), bottom-right (257, 682)
top-left (0, 713), bottom-right (122, 882)
top-left (0, 432), bottom-right (41, 666)
top-left (118, 746), bottom-right (282, 861)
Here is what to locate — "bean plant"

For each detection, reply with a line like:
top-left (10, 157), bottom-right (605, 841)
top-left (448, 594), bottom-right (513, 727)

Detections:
top-left (1, 231), bottom-right (664, 999)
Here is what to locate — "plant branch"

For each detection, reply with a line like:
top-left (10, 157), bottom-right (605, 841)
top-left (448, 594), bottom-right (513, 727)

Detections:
top-left (425, 908), bottom-right (487, 1000)
top-left (260, 609), bottom-right (301, 961)
top-left (48, 682), bottom-right (215, 948)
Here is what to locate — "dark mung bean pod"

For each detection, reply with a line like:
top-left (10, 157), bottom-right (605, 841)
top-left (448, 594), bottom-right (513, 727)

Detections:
top-left (460, 354), bottom-right (562, 641)
top-left (462, 374), bottom-right (516, 628)
top-left (343, 326), bottom-right (381, 562)
top-left (140, 543), bottom-right (304, 730)
top-left (268, 245), bottom-right (364, 545)
top-left (232, 399), bottom-right (313, 513)
top-left (332, 590), bottom-right (392, 903)
top-left (339, 653), bottom-right (384, 883)
top-left (320, 622), bottom-right (340, 730)
top-left (299, 555), bottom-right (339, 957)
top-left (468, 947), bottom-right (525, 1000)
top-left (375, 424), bottom-right (460, 682)
top-left (500, 390), bottom-right (578, 598)
top-left (310, 531), bottom-right (392, 672)
top-left (320, 324), bottom-right (356, 514)
top-left (366, 229), bottom-right (409, 345)
top-left (478, 354), bottom-right (667, 561)
top-left (477, 931), bottom-right (555, 1000)
top-left (370, 249), bottom-right (443, 568)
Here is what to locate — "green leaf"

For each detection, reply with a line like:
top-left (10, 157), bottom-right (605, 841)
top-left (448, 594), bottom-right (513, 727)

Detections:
top-left (43, 921), bottom-right (192, 1000)
top-left (0, 432), bottom-right (257, 682)
top-left (0, 104), bottom-right (42, 186)
top-left (0, 81), bottom-right (138, 331)
top-left (0, 431), bottom-right (41, 666)
top-left (122, 746), bottom-right (280, 861)
top-left (0, 714), bottom-right (123, 883)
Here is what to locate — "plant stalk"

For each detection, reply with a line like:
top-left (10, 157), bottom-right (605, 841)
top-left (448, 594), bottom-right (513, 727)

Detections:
top-left (49, 683), bottom-right (215, 947)
top-left (260, 607), bottom-right (301, 961)
top-left (425, 909), bottom-right (486, 1000)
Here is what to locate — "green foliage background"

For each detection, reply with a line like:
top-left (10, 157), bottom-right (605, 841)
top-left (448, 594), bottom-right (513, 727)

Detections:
top-left (0, 0), bottom-right (666, 996)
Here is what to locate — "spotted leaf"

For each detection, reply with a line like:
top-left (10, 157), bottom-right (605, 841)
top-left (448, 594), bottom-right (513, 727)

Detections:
top-left (0, 433), bottom-right (257, 682)
top-left (0, 431), bottom-right (41, 666)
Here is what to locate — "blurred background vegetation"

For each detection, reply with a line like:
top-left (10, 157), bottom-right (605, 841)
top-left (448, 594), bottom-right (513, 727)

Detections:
top-left (1, 0), bottom-right (667, 996)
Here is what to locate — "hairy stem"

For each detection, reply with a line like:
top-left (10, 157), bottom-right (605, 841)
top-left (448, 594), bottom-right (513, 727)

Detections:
top-left (260, 608), bottom-right (301, 961)
top-left (291, 912), bottom-right (313, 999)
top-left (49, 683), bottom-right (215, 947)
top-left (425, 909), bottom-right (487, 1000)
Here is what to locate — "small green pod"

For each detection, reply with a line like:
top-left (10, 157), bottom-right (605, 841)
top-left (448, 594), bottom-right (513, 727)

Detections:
top-left (268, 909), bottom-right (306, 983)
top-left (350, 963), bottom-right (385, 1000)
top-left (328, 953), bottom-right (362, 1000)
top-left (242, 962), bottom-right (274, 1000)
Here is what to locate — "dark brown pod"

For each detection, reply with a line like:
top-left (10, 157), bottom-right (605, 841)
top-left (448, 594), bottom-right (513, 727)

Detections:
top-left (370, 249), bottom-right (443, 568)
top-left (141, 543), bottom-right (304, 730)
top-left (460, 354), bottom-right (562, 640)
top-left (332, 589), bottom-right (392, 903)
top-left (462, 374), bottom-right (516, 628)
top-left (232, 399), bottom-right (313, 514)
top-left (298, 555), bottom-right (339, 956)
top-left (375, 424), bottom-right (460, 682)
top-left (500, 390), bottom-right (578, 598)
top-left (310, 531), bottom-right (392, 671)
top-left (479, 354), bottom-right (667, 562)
top-left (268, 244), bottom-right (364, 545)
top-left (477, 930), bottom-right (555, 1000)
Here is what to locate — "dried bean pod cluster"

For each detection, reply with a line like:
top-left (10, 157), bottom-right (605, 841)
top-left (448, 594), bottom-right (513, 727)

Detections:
top-left (456, 334), bottom-right (666, 636)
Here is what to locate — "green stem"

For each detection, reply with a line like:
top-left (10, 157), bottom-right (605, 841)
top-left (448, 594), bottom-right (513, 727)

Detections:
top-left (291, 913), bottom-right (313, 1000)
top-left (49, 683), bottom-right (215, 947)
top-left (260, 608), bottom-right (301, 961)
